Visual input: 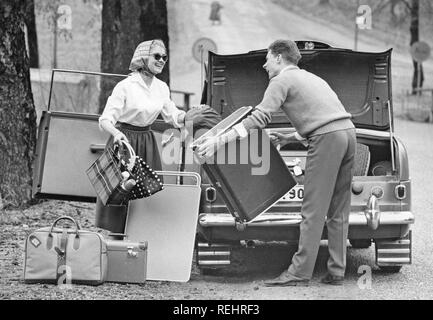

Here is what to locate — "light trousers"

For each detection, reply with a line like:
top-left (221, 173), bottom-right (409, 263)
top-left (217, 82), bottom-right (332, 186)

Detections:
top-left (288, 128), bottom-right (356, 279)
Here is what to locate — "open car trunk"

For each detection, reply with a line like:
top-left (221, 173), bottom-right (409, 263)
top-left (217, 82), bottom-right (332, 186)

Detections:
top-left (204, 42), bottom-right (395, 178)
top-left (206, 43), bottom-right (393, 130)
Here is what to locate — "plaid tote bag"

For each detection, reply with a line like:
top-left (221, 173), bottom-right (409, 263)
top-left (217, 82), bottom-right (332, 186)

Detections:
top-left (86, 141), bottom-right (163, 205)
top-left (86, 146), bottom-right (126, 205)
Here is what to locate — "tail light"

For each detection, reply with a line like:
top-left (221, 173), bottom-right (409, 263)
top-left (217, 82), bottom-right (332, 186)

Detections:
top-left (205, 187), bottom-right (217, 203)
top-left (395, 185), bottom-right (406, 200)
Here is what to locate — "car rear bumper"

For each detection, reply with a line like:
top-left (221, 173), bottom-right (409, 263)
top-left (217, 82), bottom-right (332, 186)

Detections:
top-left (198, 211), bottom-right (414, 227)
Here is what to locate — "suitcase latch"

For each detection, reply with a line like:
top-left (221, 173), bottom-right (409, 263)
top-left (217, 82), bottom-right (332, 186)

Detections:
top-left (235, 217), bottom-right (246, 232)
top-left (127, 246), bottom-right (138, 258)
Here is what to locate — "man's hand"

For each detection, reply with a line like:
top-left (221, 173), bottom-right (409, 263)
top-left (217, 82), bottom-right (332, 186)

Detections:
top-left (193, 135), bottom-right (225, 159)
top-left (269, 132), bottom-right (309, 148)
top-left (269, 132), bottom-right (296, 147)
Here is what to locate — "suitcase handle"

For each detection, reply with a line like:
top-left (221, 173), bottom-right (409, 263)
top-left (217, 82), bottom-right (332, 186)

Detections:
top-left (89, 143), bottom-right (106, 153)
top-left (49, 216), bottom-right (81, 236)
top-left (155, 171), bottom-right (201, 187)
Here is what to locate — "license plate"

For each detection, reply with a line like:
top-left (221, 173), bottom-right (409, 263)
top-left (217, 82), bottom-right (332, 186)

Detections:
top-left (280, 185), bottom-right (304, 202)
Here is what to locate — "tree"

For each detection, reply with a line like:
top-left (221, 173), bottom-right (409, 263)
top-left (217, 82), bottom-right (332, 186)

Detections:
top-left (99, 0), bottom-right (170, 113)
top-left (0, 0), bottom-right (38, 208)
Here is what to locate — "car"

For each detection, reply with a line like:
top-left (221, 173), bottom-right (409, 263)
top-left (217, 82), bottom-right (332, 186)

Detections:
top-left (32, 41), bottom-right (414, 274)
top-left (194, 41), bottom-right (414, 273)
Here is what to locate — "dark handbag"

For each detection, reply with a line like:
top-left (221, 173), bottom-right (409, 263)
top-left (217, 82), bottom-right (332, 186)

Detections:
top-left (86, 140), bottom-right (163, 205)
top-left (185, 104), bottom-right (222, 130)
top-left (128, 156), bottom-right (164, 201)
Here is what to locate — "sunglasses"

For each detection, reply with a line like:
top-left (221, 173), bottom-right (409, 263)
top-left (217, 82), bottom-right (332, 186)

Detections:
top-left (153, 53), bottom-right (168, 62)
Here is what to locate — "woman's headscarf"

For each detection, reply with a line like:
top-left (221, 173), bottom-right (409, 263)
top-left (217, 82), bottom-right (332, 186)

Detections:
top-left (129, 39), bottom-right (166, 74)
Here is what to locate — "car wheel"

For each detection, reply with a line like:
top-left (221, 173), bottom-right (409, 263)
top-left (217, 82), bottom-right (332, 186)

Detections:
top-left (378, 265), bottom-right (403, 273)
top-left (349, 239), bottom-right (372, 249)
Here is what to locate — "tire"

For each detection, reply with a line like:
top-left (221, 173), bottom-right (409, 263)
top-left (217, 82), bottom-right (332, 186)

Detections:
top-left (349, 239), bottom-right (372, 249)
top-left (378, 265), bottom-right (403, 273)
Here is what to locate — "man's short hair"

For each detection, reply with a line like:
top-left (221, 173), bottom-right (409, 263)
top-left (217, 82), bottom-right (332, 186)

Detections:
top-left (268, 40), bottom-right (302, 65)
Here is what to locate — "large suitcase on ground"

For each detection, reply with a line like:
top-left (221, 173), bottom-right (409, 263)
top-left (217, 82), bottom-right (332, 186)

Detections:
top-left (194, 106), bottom-right (296, 223)
top-left (106, 238), bottom-right (147, 284)
top-left (23, 216), bottom-right (107, 285)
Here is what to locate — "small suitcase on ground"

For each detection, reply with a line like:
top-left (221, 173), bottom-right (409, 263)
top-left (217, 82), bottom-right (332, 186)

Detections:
top-left (105, 237), bottom-right (147, 284)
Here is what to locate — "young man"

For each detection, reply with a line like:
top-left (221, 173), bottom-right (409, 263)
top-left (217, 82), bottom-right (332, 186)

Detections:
top-left (195, 39), bottom-right (356, 286)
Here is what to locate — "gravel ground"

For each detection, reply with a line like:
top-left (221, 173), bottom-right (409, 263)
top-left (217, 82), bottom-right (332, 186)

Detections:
top-left (1, 118), bottom-right (432, 300)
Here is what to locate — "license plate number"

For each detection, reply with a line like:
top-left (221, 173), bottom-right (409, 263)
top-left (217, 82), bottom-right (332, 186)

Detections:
top-left (281, 185), bottom-right (304, 202)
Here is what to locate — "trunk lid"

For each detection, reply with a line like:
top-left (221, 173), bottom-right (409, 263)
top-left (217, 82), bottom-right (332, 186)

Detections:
top-left (205, 41), bottom-right (393, 131)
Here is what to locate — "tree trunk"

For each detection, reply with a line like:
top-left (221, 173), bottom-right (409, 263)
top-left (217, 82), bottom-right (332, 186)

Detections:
top-left (99, 0), bottom-right (170, 113)
top-left (410, 0), bottom-right (424, 94)
top-left (24, 0), bottom-right (39, 68)
top-left (0, 0), bottom-right (38, 208)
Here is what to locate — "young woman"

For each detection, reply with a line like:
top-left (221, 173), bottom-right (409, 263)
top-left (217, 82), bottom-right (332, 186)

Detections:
top-left (96, 39), bottom-right (186, 233)
top-left (99, 39), bottom-right (186, 170)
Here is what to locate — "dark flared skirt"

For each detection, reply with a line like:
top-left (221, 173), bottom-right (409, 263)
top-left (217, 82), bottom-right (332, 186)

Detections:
top-left (95, 122), bottom-right (162, 235)
top-left (108, 122), bottom-right (162, 171)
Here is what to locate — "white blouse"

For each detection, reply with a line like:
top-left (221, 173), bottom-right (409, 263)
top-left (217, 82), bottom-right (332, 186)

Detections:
top-left (99, 71), bottom-right (185, 129)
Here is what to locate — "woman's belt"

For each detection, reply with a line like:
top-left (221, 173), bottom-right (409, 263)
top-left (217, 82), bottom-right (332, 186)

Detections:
top-left (116, 122), bottom-right (151, 132)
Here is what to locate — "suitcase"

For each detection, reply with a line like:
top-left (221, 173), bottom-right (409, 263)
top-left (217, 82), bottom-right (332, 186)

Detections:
top-left (194, 106), bottom-right (297, 223)
top-left (23, 216), bottom-right (107, 285)
top-left (105, 238), bottom-right (147, 284)
top-left (125, 171), bottom-right (201, 282)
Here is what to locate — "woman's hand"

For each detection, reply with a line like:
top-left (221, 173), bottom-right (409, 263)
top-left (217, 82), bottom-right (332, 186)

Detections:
top-left (113, 132), bottom-right (129, 145)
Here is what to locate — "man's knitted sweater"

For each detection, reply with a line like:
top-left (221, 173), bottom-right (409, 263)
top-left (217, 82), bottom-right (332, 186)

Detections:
top-left (241, 65), bottom-right (354, 138)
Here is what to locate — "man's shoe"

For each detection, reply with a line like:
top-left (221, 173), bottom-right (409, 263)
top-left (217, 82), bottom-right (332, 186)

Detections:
top-left (264, 270), bottom-right (309, 287)
top-left (320, 273), bottom-right (344, 286)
